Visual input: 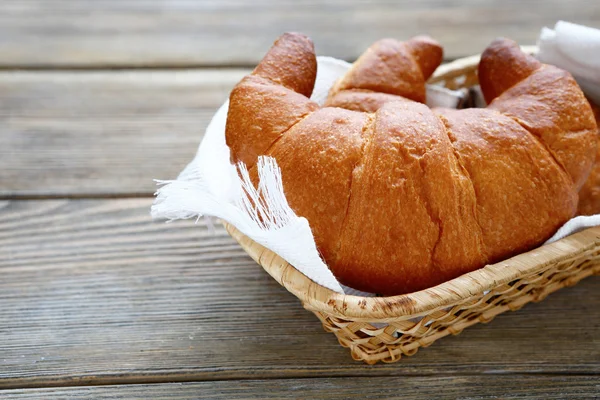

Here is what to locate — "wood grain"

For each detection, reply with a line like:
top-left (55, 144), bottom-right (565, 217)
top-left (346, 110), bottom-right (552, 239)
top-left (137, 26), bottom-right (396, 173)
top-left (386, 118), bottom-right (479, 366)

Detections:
top-left (1, 0), bottom-right (598, 68)
top-left (2, 1), bottom-right (599, 396)
top-left (2, 376), bottom-right (600, 399)
top-left (0, 70), bottom-right (246, 197)
top-left (0, 199), bottom-right (598, 389)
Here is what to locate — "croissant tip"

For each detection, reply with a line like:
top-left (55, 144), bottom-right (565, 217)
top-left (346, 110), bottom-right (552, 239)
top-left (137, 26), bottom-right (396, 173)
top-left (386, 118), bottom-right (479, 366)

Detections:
top-left (277, 32), bottom-right (314, 47)
top-left (281, 31), bottom-right (309, 38)
top-left (485, 37), bottom-right (519, 53)
top-left (408, 35), bottom-right (441, 46)
top-left (479, 37), bottom-right (541, 104)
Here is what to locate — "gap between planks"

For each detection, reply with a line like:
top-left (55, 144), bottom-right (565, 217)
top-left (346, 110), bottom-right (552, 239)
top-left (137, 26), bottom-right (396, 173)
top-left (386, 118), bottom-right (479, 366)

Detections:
top-left (0, 64), bottom-right (257, 72)
top-left (1, 374), bottom-right (598, 399)
top-left (0, 193), bottom-right (154, 201)
top-left (0, 68), bottom-right (248, 197)
top-left (1, 371), bottom-right (599, 391)
top-left (1, 0), bottom-right (597, 67)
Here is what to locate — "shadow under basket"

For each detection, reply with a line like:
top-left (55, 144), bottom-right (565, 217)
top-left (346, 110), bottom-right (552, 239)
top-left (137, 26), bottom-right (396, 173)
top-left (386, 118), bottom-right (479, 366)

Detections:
top-left (223, 47), bottom-right (600, 364)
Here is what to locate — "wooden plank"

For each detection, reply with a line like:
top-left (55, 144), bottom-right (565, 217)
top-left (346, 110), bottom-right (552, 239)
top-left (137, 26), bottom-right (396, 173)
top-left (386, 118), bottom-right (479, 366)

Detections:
top-left (2, 376), bottom-right (600, 399)
top-left (0, 70), bottom-right (246, 197)
top-left (0, 199), bottom-right (598, 389)
top-left (1, 0), bottom-right (598, 67)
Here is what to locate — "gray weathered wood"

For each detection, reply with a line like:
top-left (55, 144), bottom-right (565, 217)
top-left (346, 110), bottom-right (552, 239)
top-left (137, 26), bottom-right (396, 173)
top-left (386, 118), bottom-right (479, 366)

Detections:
top-left (0, 199), bottom-right (598, 389)
top-left (2, 1), bottom-right (599, 396)
top-left (2, 375), bottom-right (600, 399)
top-left (0, 70), bottom-right (246, 197)
top-left (1, 0), bottom-right (598, 68)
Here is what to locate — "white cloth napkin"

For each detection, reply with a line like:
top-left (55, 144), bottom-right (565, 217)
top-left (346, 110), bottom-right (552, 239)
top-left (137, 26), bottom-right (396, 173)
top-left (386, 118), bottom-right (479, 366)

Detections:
top-left (538, 21), bottom-right (600, 105)
top-left (153, 26), bottom-right (600, 296)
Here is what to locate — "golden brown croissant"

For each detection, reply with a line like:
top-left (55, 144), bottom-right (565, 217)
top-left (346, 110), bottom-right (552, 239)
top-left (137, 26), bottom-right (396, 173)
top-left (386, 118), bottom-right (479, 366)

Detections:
top-left (225, 33), bottom-right (598, 295)
top-left (577, 101), bottom-right (600, 215)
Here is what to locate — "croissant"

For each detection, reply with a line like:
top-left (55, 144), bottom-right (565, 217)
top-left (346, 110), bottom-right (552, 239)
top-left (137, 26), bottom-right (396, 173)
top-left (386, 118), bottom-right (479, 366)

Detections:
top-left (225, 33), bottom-right (598, 295)
top-left (578, 101), bottom-right (600, 215)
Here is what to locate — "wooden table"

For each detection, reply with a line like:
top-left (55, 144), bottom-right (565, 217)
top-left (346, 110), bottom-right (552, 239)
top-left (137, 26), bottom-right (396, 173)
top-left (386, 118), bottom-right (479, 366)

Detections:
top-left (1, 1), bottom-right (599, 398)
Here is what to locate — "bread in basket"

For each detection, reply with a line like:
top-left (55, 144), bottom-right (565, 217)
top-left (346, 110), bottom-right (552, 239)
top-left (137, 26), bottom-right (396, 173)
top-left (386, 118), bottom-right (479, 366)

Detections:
top-left (223, 34), bottom-right (600, 363)
top-left (226, 33), bottom-right (597, 295)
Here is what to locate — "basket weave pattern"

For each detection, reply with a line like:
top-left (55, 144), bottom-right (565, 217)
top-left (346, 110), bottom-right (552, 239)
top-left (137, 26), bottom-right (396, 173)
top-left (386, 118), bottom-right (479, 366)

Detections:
top-left (314, 250), bottom-right (600, 364)
top-left (224, 47), bottom-right (600, 364)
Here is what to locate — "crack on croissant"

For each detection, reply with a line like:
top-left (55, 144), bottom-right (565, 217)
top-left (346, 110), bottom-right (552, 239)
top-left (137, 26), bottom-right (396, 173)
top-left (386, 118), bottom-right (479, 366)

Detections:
top-left (437, 114), bottom-right (488, 262)
top-left (504, 114), bottom-right (574, 187)
top-left (416, 154), bottom-right (443, 272)
top-left (259, 110), bottom-right (314, 162)
top-left (332, 114), bottom-right (377, 263)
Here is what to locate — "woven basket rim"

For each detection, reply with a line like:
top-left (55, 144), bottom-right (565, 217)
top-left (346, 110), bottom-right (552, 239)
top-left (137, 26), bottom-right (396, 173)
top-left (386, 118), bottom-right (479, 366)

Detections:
top-left (429, 45), bottom-right (538, 83)
top-left (224, 44), bottom-right (599, 322)
top-left (225, 222), bottom-right (600, 321)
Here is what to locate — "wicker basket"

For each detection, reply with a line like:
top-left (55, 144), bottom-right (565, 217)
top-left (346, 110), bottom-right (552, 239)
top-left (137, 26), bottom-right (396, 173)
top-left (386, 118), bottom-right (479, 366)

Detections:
top-left (224, 46), bottom-right (600, 364)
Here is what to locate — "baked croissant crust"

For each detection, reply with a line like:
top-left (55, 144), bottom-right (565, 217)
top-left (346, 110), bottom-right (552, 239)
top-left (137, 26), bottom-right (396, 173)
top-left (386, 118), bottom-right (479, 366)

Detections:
top-left (577, 101), bottom-right (600, 215)
top-left (225, 33), bottom-right (598, 295)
